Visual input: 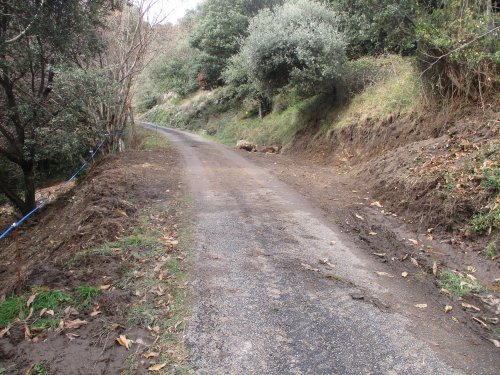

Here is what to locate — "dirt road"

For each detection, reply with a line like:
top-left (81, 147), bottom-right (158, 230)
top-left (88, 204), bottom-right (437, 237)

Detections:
top-left (146, 124), bottom-right (499, 375)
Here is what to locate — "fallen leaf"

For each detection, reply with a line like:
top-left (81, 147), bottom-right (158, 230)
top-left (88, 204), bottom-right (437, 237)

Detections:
top-left (148, 325), bottom-right (160, 334)
top-left (410, 257), bottom-right (419, 267)
top-left (90, 310), bottom-right (102, 317)
top-left (488, 339), bottom-right (500, 348)
top-left (432, 261), bottom-right (438, 276)
top-left (100, 284), bottom-right (112, 290)
top-left (355, 214), bottom-right (364, 220)
top-left (467, 266), bottom-right (476, 273)
top-left (319, 259), bottom-right (335, 269)
top-left (24, 307), bottom-right (34, 321)
top-left (135, 338), bottom-right (150, 346)
top-left (401, 271), bottom-right (408, 278)
top-left (372, 253), bottom-right (386, 258)
top-left (116, 335), bottom-right (132, 350)
top-left (368, 232), bottom-right (377, 236)
top-left (415, 304), bottom-right (428, 309)
top-left (0, 325), bottom-right (11, 338)
top-left (440, 288), bottom-right (451, 295)
top-left (24, 324), bottom-right (32, 339)
top-left (402, 253), bottom-right (409, 261)
top-left (466, 273), bottom-right (477, 281)
top-left (330, 240), bottom-right (337, 245)
top-left (444, 305), bottom-right (453, 313)
top-left (116, 208), bottom-right (128, 217)
top-left (148, 363), bottom-right (167, 372)
top-left (65, 319), bottom-right (88, 330)
top-left (26, 294), bottom-right (37, 308)
top-left (55, 319), bottom-right (65, 333)
top-left (301, 263), bottom-right (320, 272)
top-left (374, 271), bottom-right (394, 278)
top-left (39, 308), bottom-right (47, 317)
top-left (370, 201), bottom-right (383, 208)
top-left (451, 316), bottom-right (459, 323)
top-left (143, 352), bottom-right (160, 359)
top-left (427, 234), bottom-right (433, 241)
top-left (408, 239), bottom-right (418, 245)
top-left (65, 333), bottom-right (80, 341)
top-left (472, 317), bottom-right (488, 327)
top-left (461, 302), bottom-right (480, 311)
top-left (64, 307), bottom-right (79, 316)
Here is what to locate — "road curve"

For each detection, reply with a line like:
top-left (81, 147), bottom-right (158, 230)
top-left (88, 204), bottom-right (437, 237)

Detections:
top-left (144, 124), bottom-right (496, 375)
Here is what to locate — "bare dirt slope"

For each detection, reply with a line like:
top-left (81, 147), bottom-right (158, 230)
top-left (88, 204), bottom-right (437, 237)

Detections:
top-left (149, 125), bottom-right (499, 375)
top-left (0, 142), bottom-right (189, 374)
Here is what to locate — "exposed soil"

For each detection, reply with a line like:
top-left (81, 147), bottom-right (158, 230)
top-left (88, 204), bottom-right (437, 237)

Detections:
top-left (150, 126), bottom-right (499, 374)
top-left (289, 106), bottom-right (499, 238)
top-left (0, 143), bottom-right (187, 374)
top-left (243, 108), bottom-right (500, 348)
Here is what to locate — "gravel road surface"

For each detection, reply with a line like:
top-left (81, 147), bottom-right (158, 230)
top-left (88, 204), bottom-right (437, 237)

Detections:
top-left (145, 124), bottom-right (499, 375)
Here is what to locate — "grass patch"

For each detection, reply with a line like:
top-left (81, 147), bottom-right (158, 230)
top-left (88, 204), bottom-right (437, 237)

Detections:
top-left (0, 295), bottom-right (25, 327)
top-left (31, 289), bottom-right (72, 311)
top-left (0, 286), bottom-right (103, 329)
top-left (470, 207), bottom-right (500, 233)
top-left (75, 285), bottom-right (101, 308)
top-left (28, 362), bottom-right (49, 375)
top-left (437, 269), bottom-right (483, 298)
top-left (484, 242), bottom-right (497, 259)
top-left (334, 55), bottom-right (424, 129)
top-left (126, 126), bottom-right (171, 151)
top-left (30, 318), bottom-right (60, 331)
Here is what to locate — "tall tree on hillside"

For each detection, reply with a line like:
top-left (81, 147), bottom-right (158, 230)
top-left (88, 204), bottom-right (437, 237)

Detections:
top-left (0, 0), bottom-right (111, 214)
top-left (89, 0), bottom-right (160, 151)
top-left (189, 0), bottom-right (283, 87)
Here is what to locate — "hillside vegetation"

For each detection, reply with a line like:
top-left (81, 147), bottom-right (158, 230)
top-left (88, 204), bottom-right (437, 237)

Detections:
top-left (137, 0), bottom-right (499, 252)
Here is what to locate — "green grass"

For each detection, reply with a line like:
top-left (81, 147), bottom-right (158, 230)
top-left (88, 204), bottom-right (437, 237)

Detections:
top-left (470, 207), bottom-right (500, 233)
top-left (30, 318), bottom-right (60, 331)
top-left (0, 287), bottom-right (102, 329)
top-left (481, 167), bottom-right (500, 193)
top-left (334, 55), bottom-right (424, 130)
top-left (484, 242), bottom-right (497, 259)
top-left (31, 289), bottom-right (72, 311)
top-left (0, 295), bottom-right (25, 327)
top-left (28, 362), bottom-right (49, 375)
top-left (75, 285), bottom-right (101, 308)
top-left (437, 270), bottom-right (483, 298)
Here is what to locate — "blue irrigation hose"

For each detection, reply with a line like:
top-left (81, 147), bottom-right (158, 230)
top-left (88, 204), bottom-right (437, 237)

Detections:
top-left (0, 136), bottom-right (110, 241)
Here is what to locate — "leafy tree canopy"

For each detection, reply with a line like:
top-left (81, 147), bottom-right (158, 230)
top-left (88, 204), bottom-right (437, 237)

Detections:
top-left (240, 0), bottom-right (346, 95)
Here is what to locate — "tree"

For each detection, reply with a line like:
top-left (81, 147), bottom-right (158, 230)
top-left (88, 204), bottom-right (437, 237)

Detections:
top-left (0, 0), bottom-right (111, 214)
top-left (240, 0), bottom-right (346, 95)
top-left (189, 0), bottom-right (283, 86)
top-left (327, 0), bottom-right (418, 57)
top-left (89, 0), bottom-right (159, 152)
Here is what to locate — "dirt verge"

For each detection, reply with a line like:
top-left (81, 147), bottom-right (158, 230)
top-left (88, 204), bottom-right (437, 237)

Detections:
top-left (0, 130), bottom-right (191, 374)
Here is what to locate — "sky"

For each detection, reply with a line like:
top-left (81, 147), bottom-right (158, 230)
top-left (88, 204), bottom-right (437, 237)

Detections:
top-left (147, 0), bottom-right (204, 24)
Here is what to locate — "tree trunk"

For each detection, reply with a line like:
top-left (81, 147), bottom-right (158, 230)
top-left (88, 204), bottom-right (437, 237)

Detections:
top-left (21, 161), bottom-right (36, 215)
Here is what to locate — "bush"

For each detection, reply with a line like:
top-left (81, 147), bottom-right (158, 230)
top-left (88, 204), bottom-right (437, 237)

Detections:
top-left (329, 0), bottom-right (418, 57)
top-left (416, 0), bottom-right (499, 102)
top-left (240, 0), bottom-right (346, 95)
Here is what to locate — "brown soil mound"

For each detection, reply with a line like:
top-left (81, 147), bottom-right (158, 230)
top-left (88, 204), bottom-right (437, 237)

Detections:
top-left (290, 106), bottom-right (499, 243)
top-left (0, 150), bottom-right (178, 296)
top-left (0, 145), bottom-right (184, 374)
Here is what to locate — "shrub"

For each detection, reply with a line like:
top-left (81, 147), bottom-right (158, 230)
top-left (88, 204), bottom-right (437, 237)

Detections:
top-left (328, 0), bottom-right (418, 57)
top-left (416, 0), bottom-right (499, 102)
top-left (240, 0), bottom-right (346, 95)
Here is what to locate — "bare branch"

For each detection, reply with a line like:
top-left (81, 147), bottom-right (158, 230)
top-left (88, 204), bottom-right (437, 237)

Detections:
top-left (3, 0), bottom-right (45, 44)
top-left (420, 25), bottom-right (500, 77)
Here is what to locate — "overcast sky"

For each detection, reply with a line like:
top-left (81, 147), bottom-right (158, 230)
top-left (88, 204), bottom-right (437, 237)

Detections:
top-left (147, 0), bottom-right (204, 24)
